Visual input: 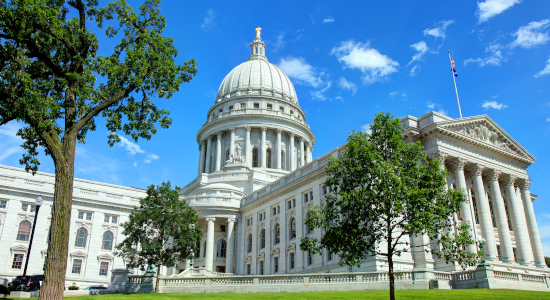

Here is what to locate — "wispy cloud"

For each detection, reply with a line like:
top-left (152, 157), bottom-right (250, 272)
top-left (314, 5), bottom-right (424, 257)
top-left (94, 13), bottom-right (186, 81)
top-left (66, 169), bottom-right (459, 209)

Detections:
top-left (482, 96), bottom-right (508, 110)
top-left (0, 122), bottom-right (23, 162)
top-left (360, 124), bottom-right (372, 134)
top-left (511, 19), bottom-right (550, 49)
top-left (476, 0), bottom-right (522, 24)
top-left (408, 41), bottom-right (429, 65)
top-left (278, 56), bottom-right (324, 88)
top-left (426, 100), bottom-right (448, 115)
top-left (117, 135), bottom-right (145, 155)
top-left (535, 57), bottom-right (550, 78)
top-left (338, 77), bottom-right (357, 95)
top-left (144, 153), bottom-right (160, 164)
top-left (423, 20), bottom-right (455, 39)
top-left (409, 65), bottom-right (420, 76)
top-left (201, 9), bottom-right (216, 31)
top-left (390, 91), bottom-right (399, 98)
top-left (331, 40), bottom-right (399, 84)
top-left (322, 16), bottom-right (335, 23)
top-left (464, 43), bottom-right (504, 67)
top-left (310, 82), bottom-right (332, 101)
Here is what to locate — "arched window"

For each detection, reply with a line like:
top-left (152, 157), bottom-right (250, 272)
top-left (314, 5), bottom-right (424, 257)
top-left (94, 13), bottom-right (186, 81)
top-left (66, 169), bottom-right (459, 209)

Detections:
top-left (247, 234), bottom-right (253, 253)
top-left (75, 228), bottom-right (88, 248)
top-left (217, 239), bottom-right (227, 257)
top-left (260, 229), bottom-right (266, 249)
top-left (17, 221), bottom-right (31, 241)
top-left (266, 149), bottom-right (272, 168)
top-left (274, 223), bottom-right (280, 244)
top-left (290, 218), bottom-right (296, 239)
top-left (195, 241), bottom-right (201, 257)
top-left (102, 231), bottom-right (114, 250)
top-left (252, 148), bottom-right (259, 167)
top-left (281, 151), bottom-right (285, 170)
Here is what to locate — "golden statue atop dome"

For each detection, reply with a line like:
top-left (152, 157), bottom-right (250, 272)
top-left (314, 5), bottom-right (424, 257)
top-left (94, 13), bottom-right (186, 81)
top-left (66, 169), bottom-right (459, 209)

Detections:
top-left (255, 27), bottom-right (262, 39)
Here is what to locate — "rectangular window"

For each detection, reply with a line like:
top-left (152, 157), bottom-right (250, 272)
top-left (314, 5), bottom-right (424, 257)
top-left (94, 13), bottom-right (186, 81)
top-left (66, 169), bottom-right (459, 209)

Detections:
top-left (72, 259), bottom-right (82, 274)
top-left (111, 216), bottom-right (117, 224)
top-left (267, 104), bottom-right (272, 110)
top-left (304, 193), bottom-right (308, 203)
top-left (220, 225), bottom-right (226, 232)
top-left (328, 252), bottom-right (333, 261)
top-left (247, 264), bottom-right (251, 275)
top-left (259, 261), bottom-right (264, 275)
top-left (30, 205), bottom-right (36, 213)
top-left (0, 200), bottom-right (6, 209)
top-left (99, 261), bottom-right (109, 276)
top-left (279, 106), bottom-right (284, 112)
top-left (272, 207), bottom-right (277, 216)
top-left (290, 110), bottom-right (294, 115)
top-left (308, 250), bottom-right (313, 266)
top-left (12, 254), bottom-right (24, 269)
top-left (287, 200), bottom-right (292, 210)
top-left (292, 199), bottom-right (296, 207)
top-left (309, 191), bottom-right (313, 201)
top-left (254, 103), bottom-right (260, 109)
top-left (241, 103), bottom-right (246, 109)
top-left (274, 257), bottom-right (279, 273)
top-left (21, 203), bottom-right (28, 212)
top-left (104, 215), bottom-right (110, 223)
top-left (290, 253), bottom-right (295, 269)
top-left (78, 211), bottom-right (84, 219)
top-left (229, 105), bottom-right (233, 111)
top-left (85, 212), bottom-right (92, 221)
top-left (219, 109), bottom-right (222, 114)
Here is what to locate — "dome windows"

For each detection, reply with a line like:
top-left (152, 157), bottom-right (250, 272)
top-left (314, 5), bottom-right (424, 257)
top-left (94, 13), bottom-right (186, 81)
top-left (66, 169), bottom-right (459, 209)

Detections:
top-left (252, 148), bottom-right (259, 167)
top-left (254, 103), bottom-right (260, 109)
top-left (267, 103), bottom-right (272, 110)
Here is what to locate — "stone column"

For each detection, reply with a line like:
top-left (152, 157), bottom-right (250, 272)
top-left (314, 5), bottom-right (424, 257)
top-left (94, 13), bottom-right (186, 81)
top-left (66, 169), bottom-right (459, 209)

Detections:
top-left (276, 129), bottom-right (282, 169)
top-left (226, 218), bottom-right (236, 273)
top-left (520, 180), bottom-right (545, 265)
top-left (305, 143), bottom-right (310, 164)
top-left (205, 137), bottom-right (212, 173)
top-left (452, 158), bottom-right (477, 253)
top-left (289, 133), bottom-right (295, 171)
top-left (261, 127), bottom-right (267, 168)
top-left (504, 175), bottom-right (533, 263)
top-left (245, 126), bottom-right (251, 168)
top-left (299, 137), bottom-right (304, 167)
top-left (488, 170), bottom-right (514, 262)
top-left (198, 140), bottom-right (206, 175)
top-left (215, 132), bottom-right (222, 171)
top-left (471, 164), bottom-right (497, 259)
top-left (229, 128), bottom-right (235, 157)
top-left (205, 217), bottom-right (216, 271)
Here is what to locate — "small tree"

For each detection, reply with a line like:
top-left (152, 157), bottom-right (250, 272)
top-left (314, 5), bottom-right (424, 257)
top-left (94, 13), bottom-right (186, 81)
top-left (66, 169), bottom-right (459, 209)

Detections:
top-left (117, 181), bottom-right (202, 293)
top-left (545, 256), bottom-right (550, 268)
top-left (0, 1), bottom-right (196, 298)
top-left (301, 112), bottom-right (479, 300)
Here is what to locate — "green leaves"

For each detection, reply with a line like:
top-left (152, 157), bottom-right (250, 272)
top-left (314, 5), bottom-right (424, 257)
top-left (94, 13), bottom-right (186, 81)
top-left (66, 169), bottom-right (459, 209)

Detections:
top-left (116, 181), bottom-right (202, 271)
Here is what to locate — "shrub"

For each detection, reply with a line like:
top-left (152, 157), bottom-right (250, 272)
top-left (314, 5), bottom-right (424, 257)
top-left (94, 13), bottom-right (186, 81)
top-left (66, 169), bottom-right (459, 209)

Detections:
top-left (68, 286), bottom-right (79, 290)
top-left (0, 284), bottom-right (8, 295)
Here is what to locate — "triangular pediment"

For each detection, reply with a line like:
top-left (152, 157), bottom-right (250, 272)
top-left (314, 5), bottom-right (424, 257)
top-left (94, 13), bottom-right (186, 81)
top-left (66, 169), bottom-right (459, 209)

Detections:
top-left (435, 115), bottom-right (535, 163)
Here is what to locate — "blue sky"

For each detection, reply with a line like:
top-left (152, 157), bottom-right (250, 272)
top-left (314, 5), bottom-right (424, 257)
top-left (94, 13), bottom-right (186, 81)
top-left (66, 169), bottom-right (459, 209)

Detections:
top-left (1, 0), bottom-right (550, 256)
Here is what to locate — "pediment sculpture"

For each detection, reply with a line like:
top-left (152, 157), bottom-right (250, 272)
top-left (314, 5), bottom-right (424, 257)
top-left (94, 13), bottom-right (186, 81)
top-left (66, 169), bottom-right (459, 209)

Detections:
top-left (451, 123), bottom-right (519, 154)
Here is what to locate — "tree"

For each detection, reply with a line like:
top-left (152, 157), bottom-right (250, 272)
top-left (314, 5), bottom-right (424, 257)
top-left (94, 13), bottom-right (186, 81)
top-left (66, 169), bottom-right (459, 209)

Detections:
top-left (0, 1), bottom-right (196, 299)
top-left (117, 181), bottom-right (202, 293)
top-left (545, 256), bottom-right (550, 268)
top-left (300, 112), bottom-right (479, 300)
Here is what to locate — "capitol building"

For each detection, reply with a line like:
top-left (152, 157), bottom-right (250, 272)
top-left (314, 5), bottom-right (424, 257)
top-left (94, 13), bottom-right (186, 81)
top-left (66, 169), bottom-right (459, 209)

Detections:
top-left (0, 31), bottom-right (548, 289)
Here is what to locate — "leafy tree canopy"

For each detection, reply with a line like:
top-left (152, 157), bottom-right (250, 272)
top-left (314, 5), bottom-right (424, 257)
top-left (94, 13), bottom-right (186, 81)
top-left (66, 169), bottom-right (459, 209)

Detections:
top-left (117, 181), bottom-right (202, 293)
top-left (301, 112), bottom-right (479, 300)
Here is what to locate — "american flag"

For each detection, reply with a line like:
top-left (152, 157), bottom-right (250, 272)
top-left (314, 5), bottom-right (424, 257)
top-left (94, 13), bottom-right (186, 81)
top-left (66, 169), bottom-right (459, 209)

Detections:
top-left (450, 55), bottom-right (458, 77)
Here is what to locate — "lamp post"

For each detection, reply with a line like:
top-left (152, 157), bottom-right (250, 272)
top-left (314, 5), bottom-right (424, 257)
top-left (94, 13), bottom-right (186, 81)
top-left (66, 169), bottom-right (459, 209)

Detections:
top-left (23, 196), bottom-right (43, 277)
top-left (476, 236), bottom-right (490, 267)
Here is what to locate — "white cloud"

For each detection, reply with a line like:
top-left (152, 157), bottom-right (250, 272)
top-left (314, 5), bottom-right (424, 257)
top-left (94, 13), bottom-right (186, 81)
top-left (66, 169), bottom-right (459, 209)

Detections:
top-left (423, 20), bottom-right (454, 39)
top-left (323, 16), bottom-right (335, 23)
top-left (331, 40), bottom-right (399, 84)
top-left (360, 124), bottom-right (372, 134)
top-left (511, 19), bottom-right (550, 49)
top-left (201, 9), bottom-right (216, 30)
top-left (271, 33), bottom-right (285, 52)
top-left (144, 153), bottom-right (160, 164)
top-left (278, 56), bottom-right (323, 88)
top-left (389, 91), bottom-right (399, 98)
top-left (476, 0), bottom-right (522, 23)
top-left (409, 65), bottom-right (420, 76)
top-left (464, 43), bottom-right (504, 67)
top-left (310, 82), bottom-right (332, 101)
top-left (534, 57), bottom-right (550, 78)
top-left (133, 162), bottom-right (137, 167)
top-left (117, 135), bottom-right (145, 155)
top-left (426, 100), bottom-right (448, 115)
top-left (0, 122), bottom-right (23, 162)
top-left (409, 41), bottom-right (429, 65)
top-left (482, 100), bottom-right (508, 110)
top-left (338, 77), bottom-right (357, 95)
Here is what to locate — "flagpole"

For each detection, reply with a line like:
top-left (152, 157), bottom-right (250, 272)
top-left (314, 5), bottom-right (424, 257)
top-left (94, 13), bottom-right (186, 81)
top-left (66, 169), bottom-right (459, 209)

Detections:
top-left (448, 50), bottom-right (463, 118)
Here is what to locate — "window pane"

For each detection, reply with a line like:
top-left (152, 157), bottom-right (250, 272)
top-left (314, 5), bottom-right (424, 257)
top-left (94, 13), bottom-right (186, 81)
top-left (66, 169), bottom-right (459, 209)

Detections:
top-left (86, 213), bottom-right (92, 221)
top-left (72, 259), bottom-right (82, 274)
top-left (0, 200), bottom-right (6, 209)
top-left (252, 148), bottom-right (259, 167)
top-left (104, 215), bottom-right (110, 223)
top-left (75, 228), bottom-right (88, 248)
top-left (111, 216), bottom-right (117, 224)
top-left (21, 203), bottom-right (28, 212)
top-left (78, 211), bottom-right (84, 219)
top-left (30, 205), bottom-right (36, 213)
top-left (17, 221), bottom-right (31, 241)
top-left (99, 262), bottom-right (109, 276)
top-left (12, 254), bottom-right (24, 269)
top-left (102, 231), bottom-right (114, 250)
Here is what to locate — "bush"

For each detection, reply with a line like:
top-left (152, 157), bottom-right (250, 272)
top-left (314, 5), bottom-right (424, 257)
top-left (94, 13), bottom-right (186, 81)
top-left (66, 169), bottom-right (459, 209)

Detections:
top-left (0, 285), bottom-right (8, 295)
top-left (68, 286), bottom-right (79, 290)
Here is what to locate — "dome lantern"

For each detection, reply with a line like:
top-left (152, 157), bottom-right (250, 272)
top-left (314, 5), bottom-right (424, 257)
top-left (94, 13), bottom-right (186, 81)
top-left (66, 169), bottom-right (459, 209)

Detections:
top-left (248, 27), bottom-right (267, 62)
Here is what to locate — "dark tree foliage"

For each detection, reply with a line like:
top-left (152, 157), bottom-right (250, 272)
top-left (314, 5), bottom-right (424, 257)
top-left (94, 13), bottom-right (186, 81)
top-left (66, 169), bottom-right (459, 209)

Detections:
top-left (545, 256), bottom-right (550, 268)
top-left (301, 112), bottom-right (480, 300)
top-left (117, 181), bottom-right (202, 293)
top-left (0, 1), bottom-right (196, 299)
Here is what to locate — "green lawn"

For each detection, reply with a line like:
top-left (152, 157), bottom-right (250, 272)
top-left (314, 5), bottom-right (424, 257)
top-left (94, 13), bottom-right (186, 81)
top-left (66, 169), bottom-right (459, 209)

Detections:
top-left (16, 289), bottom-right (548, 300)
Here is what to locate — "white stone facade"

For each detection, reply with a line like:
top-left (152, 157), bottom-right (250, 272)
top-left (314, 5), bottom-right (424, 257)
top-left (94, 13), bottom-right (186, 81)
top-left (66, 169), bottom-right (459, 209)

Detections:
top-left (0, 31), bottom-right (548, 289)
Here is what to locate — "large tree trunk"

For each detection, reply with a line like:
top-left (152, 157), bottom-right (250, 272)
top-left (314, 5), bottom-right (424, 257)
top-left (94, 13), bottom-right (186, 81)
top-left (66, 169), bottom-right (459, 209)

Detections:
top-left (39, 138), bottom-right (76, 300)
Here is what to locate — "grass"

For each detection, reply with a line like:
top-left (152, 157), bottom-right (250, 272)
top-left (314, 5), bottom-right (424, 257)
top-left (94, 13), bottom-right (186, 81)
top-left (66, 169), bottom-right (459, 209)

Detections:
top-left (13, 289), bottom-right (549, 300)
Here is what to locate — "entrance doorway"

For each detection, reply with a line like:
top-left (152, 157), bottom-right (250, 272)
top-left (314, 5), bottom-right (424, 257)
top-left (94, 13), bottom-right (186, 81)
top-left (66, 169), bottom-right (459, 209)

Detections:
top-left (216, 266), bottom-right (226, 273)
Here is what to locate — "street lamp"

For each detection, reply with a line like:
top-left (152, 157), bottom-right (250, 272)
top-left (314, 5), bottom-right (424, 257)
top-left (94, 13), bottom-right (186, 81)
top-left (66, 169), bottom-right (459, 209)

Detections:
top-left (23, 196), bottom-right (43, 277)
top-left (475, 236), bottom-right (490, 267)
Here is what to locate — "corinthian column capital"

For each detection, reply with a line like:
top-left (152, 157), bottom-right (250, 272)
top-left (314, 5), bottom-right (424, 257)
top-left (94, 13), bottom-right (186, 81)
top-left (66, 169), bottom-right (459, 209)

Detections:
top-left (468, 163), bottom-right (484, 177)
top-left (276, 128), bottom-right (283, 134)
top-left (502, 175), bottom-right (517, 188)
top-left (261, 126), bottom-right (268, 132)
top-left (245, 126), bottom-right (252, 132)
top-left (229, 127), bottom-right (235, 133)
top-left (487, 169), bottom-right (502, 182)
top-left (451, 157), bottom-right (467, 172)
top-left (519, 179), bottom-right (531, 191)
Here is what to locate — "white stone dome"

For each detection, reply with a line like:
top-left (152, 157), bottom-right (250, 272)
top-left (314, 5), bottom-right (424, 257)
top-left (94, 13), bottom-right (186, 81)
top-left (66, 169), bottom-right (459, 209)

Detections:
top-left (215, 33), bottom-right (298, 103)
